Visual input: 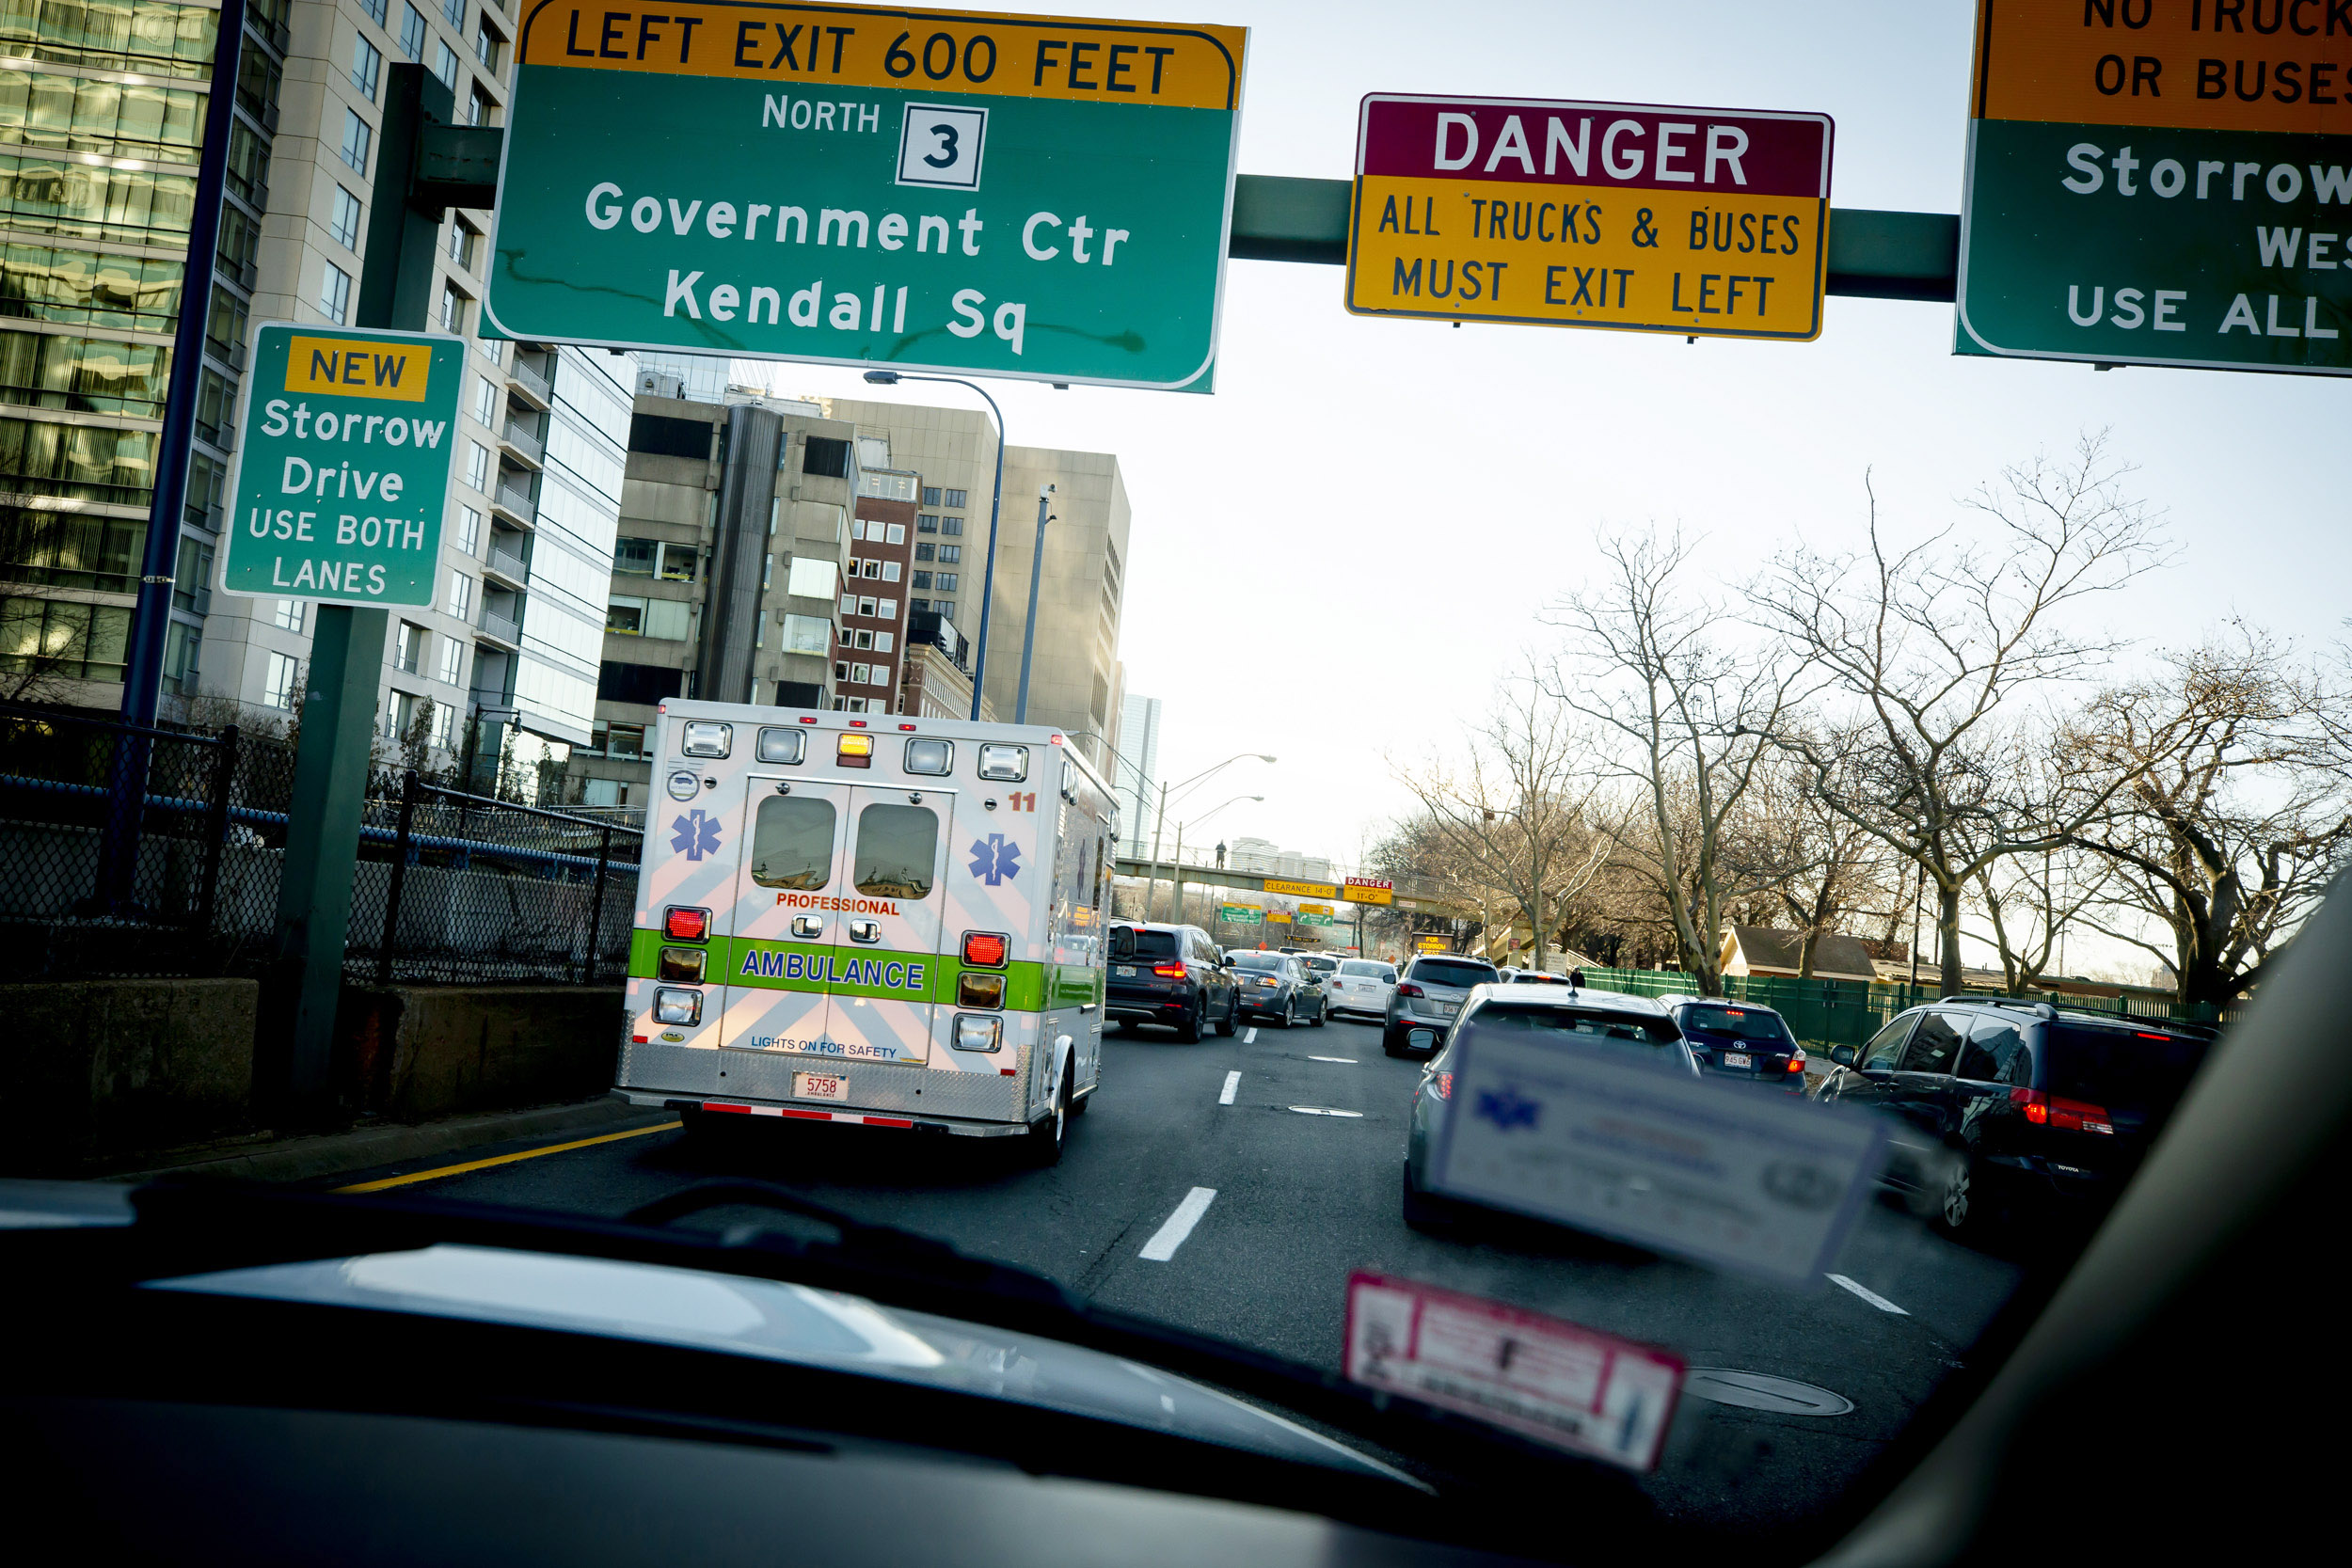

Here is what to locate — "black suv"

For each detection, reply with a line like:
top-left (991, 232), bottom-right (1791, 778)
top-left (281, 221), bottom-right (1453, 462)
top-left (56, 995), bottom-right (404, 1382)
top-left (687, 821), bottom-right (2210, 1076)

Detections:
top-left (1814, 999), bottom-right (2215, 1237)
top-left (1105, 923), bottom-right (1238, 1042)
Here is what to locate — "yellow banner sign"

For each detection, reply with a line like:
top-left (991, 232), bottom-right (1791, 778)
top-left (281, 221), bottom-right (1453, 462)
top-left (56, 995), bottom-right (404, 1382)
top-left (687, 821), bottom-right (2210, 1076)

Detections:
top-left (1300, 903), bottom-right (1334, 915)
top-left (284, 336), bottom-right (437, 402)
top-left (1347, 95), bottom-right (1834, 341)
top-left (1343, 884), bottom-right (1392, 905)
top-left (1263, 877), bottom-right (1341, 899)
top-left (517, 3), bottom-right (1245, 111)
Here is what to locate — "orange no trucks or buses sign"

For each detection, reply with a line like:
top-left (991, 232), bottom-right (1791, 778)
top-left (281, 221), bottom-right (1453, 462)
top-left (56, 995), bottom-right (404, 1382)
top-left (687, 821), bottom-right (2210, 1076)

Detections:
top-left (1346, 94), bottom-right (1835, 341)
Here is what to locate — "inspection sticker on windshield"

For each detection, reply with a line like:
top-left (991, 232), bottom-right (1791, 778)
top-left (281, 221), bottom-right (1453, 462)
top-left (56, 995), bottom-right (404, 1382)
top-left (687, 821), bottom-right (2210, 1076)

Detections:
top-left (1344, 1272), bottom-right (1683, 1471)
top-left (1430, 1033), bottom-right (1887, 1284)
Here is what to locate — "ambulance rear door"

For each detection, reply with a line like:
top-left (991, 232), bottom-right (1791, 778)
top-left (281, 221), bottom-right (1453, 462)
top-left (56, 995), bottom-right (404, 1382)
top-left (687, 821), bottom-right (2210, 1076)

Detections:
top-left (825, 784), bottom-right (953, 1067)
top-left (718, 771), bottom-right (853, 1055)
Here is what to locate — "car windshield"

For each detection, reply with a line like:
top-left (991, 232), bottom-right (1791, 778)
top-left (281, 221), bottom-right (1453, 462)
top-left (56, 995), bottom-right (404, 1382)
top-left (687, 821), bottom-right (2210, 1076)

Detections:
top-left (1410, 959), bottom-right (1498, 989)
top-left (1677, 1005), bottom-right (1798, 1046)
top-left (1108, 927), bottom-right (1179, 959)
top-left (28, 6), bottom-right (2304, 1557)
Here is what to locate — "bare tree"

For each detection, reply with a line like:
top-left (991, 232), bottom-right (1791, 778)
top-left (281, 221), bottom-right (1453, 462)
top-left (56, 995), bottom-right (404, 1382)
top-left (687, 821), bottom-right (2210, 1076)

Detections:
top-left (1545, 528), bottom-right (1808, 996)
top-left (1386, 674), bottom-right (1612, 971)
top-left (2070, 626), bottom-right (2352, 1005)
top-left (1746, 436), bottom-right (2166, 995)
top-left (1744, 744), bottom-right (1909, 977)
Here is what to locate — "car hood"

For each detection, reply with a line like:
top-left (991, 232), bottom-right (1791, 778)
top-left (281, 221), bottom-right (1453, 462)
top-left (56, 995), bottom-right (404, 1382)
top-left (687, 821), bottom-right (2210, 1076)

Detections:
top-left (147, 1243), bottom-right (1415, 1486)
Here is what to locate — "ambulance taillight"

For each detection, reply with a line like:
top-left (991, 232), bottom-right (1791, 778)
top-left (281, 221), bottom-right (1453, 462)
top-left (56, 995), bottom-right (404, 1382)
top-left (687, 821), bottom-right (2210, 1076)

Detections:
top-left (837, 733), bottom-right (874, 768)
top-left (663, 906), bottom-right (710, 942)
top-left (953, 1015), bottom-right (1002, 1053)
top-left (958, 972), bottom-right (1007, 1007)
top-left (961, 931), bottom-right (1009, 967)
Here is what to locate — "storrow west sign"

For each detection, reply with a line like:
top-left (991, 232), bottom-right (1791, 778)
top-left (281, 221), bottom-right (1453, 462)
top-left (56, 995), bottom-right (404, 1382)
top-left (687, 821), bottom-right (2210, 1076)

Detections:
top-left (487, 3), bottom-right (1248, 390)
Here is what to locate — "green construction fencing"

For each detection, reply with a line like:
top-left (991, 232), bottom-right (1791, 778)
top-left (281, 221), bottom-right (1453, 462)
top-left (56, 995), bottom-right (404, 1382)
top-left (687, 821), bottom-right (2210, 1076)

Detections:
top-left (1577, 968), bottom-right (2234, 1051)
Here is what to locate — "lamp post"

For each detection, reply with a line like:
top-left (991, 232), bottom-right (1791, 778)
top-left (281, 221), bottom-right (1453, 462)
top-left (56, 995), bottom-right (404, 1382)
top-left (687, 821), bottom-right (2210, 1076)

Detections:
top-left (1162, 793), bottom-right (1262, 922)
top-left (1014, 483), bottom-right (1054, 722)
top-left (1145, 752), bottom-right (1275, 926)
top-left (863, 370), bottom-right (1003, 721)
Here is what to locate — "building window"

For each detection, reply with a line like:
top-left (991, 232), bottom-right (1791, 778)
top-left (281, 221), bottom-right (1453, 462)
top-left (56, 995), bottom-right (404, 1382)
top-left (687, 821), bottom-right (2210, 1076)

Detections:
top-left (394, 621), bottom-right (424, 674)
top-left (437, 636), bottom-right (464, 686)
top-left (786, 557), bottom-right (837, 599)
top-left (447, 572), bottom-right (472, 618)
top-left (838, 594), bottom-right (855, 616)
top-left (454, 506), bottom-right (481, 556)
top-left (916, 514), bottom-right (938, 532)
top-left (341, 109), bottom-right (373, 174)
top-left (857, 596), bottom-right (876, 617)
top-left (449, 220), bottom-right (476, 270)
top-left (472, 375), bottom-right (497, 425)
top-left (432, 40), bottom-right (459, 88)
top-left (876, 598), bottom-right (896, 620)
top-left (941, 515), bottom-right (963, 535)
top-left (941, 489), bottom-right (967, 509)
top-left (327, 186), bottom-right (363, 251)
top-left (937, 545), bottom-right (961, 563)
top-left (445, 0), bottom-right (466, 23)
top-left (884, 522), bottom-right (906, 545)
top-left (834, 660), bottom-right (849, 682)
top-left (360, 0), bottom-right (388, 24)
top-left (782, 613), bottom-right (831, 654)
top-left (468, 85), bottom-right (495, 125)
top-left (881, 561), bottom-right (900, 581)
top-left (613, 537), bottom-right (656, 576)
top-left (914, 542), bottom-right (933, 562)
top-left (319, 261), bottom-right (352, 324)
top-left (853, 629), bottom-right (872, 650)
top-left (388, 689), bottom-right (421, 741)
top-left (850, 662), bottom-right (871, 685)
top-left (399, 3), bottom-right (427, 57)
top-left (606, 597), bottom-right (644, 635)
top-left (933, 574), bottom-right (958, 593)
top-left (912, 571), bottom-right (931, 590)
top-left (352, 32), bottom-right (382, 98)
top-left (920, 487), bottom-right (939, 507)
top-left (474, 21), bottom-right (501, 70)
top-left (466, 442), bottom-right (490, 491)
top-left (273, 599), bottom-right (305, 633)
top-left (429, 702), bottom-right (455, 750)
top-left (908, 597), bottom-right (929, 613)
top-left (934, 600), bottom-right (955, 620)
top-left (264, 650), bottom-right (301, 708)
top-left (162, 620), bottom-right (199, 694)
top-left (172, 536), bottom-right (212, 612)
top-left (660, 545), bottom-right (696, 582)
top-left (439, 283), bottom-right (466, 333)
top-left (874, 631), bottom-right (895, 655)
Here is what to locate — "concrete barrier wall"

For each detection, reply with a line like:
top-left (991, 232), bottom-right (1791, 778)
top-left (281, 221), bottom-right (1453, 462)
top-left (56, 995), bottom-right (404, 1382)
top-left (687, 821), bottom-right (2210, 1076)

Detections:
top-left (0, 977), bottom-right (261, 1170)
top-left (339, 986), bottom-right (625, 1123)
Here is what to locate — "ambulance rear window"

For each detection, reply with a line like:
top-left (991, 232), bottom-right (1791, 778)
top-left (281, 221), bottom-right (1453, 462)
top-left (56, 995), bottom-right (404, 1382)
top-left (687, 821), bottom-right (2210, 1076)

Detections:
top-left (748, 796), bottom-right (834, 889)
top-left (854, 803), bottom-right (938, 898)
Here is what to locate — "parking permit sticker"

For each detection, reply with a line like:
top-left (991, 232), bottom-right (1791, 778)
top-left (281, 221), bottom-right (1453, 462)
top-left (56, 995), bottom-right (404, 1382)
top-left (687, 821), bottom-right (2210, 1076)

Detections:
top-left (1430, 1032), bottom-right (1888, 1284)
top-left (1343, 1272), bottom-right (1684, 1472)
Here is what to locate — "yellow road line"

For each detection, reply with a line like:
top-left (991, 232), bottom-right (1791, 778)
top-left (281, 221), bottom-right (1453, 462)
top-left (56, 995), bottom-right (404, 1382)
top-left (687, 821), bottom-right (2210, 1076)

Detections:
top-left (334, 1119), bottom-right (682, 1193)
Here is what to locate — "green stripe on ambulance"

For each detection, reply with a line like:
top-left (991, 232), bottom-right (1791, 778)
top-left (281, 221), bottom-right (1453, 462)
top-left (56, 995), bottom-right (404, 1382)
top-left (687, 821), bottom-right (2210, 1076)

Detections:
top-left (630, 927), bottom-right (1047, 1011)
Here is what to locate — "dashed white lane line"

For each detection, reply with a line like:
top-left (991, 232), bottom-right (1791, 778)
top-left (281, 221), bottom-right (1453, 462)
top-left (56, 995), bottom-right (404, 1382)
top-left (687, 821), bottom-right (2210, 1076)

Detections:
top-left (1827, 1274), bottom-right (1910, 1315)
top-left (1286, 1106), bottom-right (1365, 1117)
top-left (1307, 1055), bottom-right (1358, 1064)
top-left (1139, 1187), bottom-right (1218, 1261)
top-left (1243, 1027), bottom-right (1258, 1043)
top-left (1218, 1070), bottom-right (1241, 1105)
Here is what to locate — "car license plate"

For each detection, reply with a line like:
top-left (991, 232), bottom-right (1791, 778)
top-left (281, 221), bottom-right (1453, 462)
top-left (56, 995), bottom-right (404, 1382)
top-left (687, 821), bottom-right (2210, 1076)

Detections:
top-left (793, 1071), bottom-right (849, 1101)
top-left (1114, 965), bottom-right (1136, 977)
top-left (1723, 1053), bottom-right (1752, 1069)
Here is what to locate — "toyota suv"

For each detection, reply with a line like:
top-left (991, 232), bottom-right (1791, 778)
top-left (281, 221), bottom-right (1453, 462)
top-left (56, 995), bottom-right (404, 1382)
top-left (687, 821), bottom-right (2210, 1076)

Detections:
top-left (1381, 955), bottom-right (1501, 1056)
top-left (1813, 998), bottom-right (2216, 1238)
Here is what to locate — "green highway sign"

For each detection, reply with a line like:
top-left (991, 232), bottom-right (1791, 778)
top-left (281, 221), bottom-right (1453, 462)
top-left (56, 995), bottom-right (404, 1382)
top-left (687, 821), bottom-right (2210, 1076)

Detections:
top-left (218, 325), bottom-right (463, 606)
top-left (489, 3), bottom-right (1247, 391)
top-left (1219, 904), bottom-right (1261, 924)
top-left (1959, 0), bottom-right (2352, 373)
top-left (1296, 910), bottom-right (1333, 927)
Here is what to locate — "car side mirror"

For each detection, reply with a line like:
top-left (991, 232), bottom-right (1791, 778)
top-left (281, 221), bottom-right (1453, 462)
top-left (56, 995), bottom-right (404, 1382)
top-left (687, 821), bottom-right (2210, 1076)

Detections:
top-left (1830, 1046), bottom-right (1856, 1068)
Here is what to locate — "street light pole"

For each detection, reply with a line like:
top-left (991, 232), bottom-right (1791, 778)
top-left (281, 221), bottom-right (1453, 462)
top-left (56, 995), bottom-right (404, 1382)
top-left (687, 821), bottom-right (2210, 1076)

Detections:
top-left (862, 370), bottom-right (1004, 721)
top-left (1014, 483), bottom-right (1054, 723)
top-left (1147, 752), bottom-right (1275, 926)
top-left (1159, 793), bottom-right (1261, 922)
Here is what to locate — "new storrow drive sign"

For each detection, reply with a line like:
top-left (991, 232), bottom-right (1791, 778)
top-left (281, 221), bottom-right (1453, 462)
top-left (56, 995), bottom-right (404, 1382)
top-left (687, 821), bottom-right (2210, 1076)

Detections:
top-left (488, 3), bottom-right (1248, 390)
top-left (1958, 0), bottom-right (2352, 372)
top-left (217, 325), bottom-right (462, 608)
top-left (1347, 94), bottom-right (1834, 340)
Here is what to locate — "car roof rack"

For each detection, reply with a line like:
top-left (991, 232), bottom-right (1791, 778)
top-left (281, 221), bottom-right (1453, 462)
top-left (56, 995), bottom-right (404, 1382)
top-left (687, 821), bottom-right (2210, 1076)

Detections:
top-left (1974, 998), bottom-right (2058, 1020)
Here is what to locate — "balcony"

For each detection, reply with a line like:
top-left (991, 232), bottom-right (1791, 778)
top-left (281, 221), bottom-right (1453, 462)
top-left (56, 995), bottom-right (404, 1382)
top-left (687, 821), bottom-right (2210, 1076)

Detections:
top-left (477, 607), bottom-right (521, 647)
top-left (499, 418), bottom-right (544, 467)
top-left (491, 475), bottom-right (538, 527)
top-left (508, 356), bottom-right (553, 408)
top-left (485, 541), bottom-right (529, 585)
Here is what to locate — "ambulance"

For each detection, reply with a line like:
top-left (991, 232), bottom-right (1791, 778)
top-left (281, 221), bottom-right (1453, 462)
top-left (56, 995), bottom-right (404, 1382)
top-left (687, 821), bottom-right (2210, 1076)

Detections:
top-left (614, 700), bottom-right (1116, 1163)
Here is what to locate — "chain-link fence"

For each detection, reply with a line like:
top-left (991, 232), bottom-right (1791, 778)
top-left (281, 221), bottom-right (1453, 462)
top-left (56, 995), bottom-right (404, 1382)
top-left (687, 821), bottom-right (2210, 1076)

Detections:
top-left (0, 702), bottom-right (297, 980)
top-left (350, 770), bottom-right (641, 985)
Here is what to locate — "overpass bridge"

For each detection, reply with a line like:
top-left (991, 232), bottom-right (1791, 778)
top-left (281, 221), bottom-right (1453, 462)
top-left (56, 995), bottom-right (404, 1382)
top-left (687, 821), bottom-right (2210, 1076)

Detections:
top-left (1108, 856), bottom-right (1479, 921)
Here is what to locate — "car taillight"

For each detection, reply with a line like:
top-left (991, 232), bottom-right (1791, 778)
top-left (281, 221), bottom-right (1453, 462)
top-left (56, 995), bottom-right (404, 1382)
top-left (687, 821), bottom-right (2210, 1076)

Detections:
top-left (662, 906), bottom-right (709, 942)
top-left (1432, 1071), bottom-right (1453, 1101)
top-left (1396, 982), bottom-right (1424, 998)
top-left (1787, 1053), bottom-right (1806, 1073)
top-left (1152, 962), bottom-right (1186, 978)
top-left (961, 931), bottom-right (1008, 967)
top-left (2010, 1087), bottom-right (2114, 1133)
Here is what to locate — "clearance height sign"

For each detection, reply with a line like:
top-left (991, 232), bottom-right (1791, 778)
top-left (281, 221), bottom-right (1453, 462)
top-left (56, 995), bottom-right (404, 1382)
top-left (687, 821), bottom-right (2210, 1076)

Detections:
top-left (488, 3), bottom-right (1247, 390)
top-left (217, 325), bottom-right (462, 608)
top-left (1347, 95), bottom-right (1834, 340)
top-left (1960, 0), bottom-right (2352, 372)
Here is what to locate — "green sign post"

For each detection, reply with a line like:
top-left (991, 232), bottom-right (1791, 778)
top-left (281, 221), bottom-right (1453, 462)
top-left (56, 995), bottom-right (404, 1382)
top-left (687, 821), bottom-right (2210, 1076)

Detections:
top-left (488, 3), bottom-right (1246, 391)
top-left (1959, 1), bottom-right (2352, 373)
top-left (218, 324), bottom-right (463, 605)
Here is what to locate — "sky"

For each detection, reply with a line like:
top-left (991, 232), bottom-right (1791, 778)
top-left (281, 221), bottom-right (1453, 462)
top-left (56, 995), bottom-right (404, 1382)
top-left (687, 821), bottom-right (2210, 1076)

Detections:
top-left (760, 1), bottom-right (2351, 968)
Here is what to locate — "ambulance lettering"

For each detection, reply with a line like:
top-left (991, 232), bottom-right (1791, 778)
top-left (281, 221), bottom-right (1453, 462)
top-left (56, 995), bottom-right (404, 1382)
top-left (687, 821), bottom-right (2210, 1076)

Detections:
top-left (737, 946), bottom-right (928, 991)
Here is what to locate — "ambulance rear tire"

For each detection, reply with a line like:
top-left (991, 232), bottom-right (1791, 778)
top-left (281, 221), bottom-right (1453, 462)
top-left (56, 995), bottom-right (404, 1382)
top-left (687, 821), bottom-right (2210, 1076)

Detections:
top-left (1025, 1066), bottom-right (1071, 1167)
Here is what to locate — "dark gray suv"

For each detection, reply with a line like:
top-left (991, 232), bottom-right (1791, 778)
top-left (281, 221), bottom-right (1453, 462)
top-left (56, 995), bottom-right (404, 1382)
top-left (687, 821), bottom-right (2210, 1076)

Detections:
top-left (1381, 955), bottom-right (1501, 1056)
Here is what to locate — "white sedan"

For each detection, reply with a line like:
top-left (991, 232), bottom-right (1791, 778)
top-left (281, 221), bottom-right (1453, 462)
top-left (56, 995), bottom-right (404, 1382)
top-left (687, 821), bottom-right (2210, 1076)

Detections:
top-left (1325, 958), bottom-right (1398, 1021)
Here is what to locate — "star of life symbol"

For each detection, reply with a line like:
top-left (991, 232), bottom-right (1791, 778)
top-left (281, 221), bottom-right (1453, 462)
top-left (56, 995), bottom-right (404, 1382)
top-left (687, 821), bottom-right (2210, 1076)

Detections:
top-left (968, 833), bottom-right (1021, 885)
top-left (671, 809), bottom-right (722, 862)
top-left (1475, 1084), bottom-right (1541, 1132)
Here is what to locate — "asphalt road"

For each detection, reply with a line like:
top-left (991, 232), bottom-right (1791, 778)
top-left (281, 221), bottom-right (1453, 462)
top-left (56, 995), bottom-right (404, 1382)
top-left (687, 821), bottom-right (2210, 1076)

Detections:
top-left (327, 1011), bottom-right (2027, 1537)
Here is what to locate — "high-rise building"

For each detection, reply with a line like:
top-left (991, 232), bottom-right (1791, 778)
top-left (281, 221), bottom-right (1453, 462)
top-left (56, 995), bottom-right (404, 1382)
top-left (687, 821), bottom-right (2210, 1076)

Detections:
top-left (0, 0), bottom-right (627, 803)
top-left (1113, 692), bottom-right (1161, 859)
